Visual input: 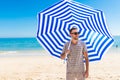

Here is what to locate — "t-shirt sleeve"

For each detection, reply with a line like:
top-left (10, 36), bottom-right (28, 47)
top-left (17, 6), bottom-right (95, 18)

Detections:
top-left (82, 42), bottom-right (87, 53)
top-left (61, 43), bottom-right (67, 54)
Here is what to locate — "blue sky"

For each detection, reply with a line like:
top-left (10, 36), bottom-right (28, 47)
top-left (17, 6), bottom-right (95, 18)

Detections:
top-left (0, 0), bottom-right (120, 37)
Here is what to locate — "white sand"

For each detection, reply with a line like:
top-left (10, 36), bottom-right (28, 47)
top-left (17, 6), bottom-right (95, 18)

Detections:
top-left (0, 51), bottom-right (120, 80)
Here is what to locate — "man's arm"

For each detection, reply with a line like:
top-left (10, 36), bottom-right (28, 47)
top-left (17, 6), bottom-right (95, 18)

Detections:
top-left (60, 50), bottom-right (70, 59)
top-left (60, 44), bottom-right (67, 59)
top-left (83, 52), bottom-right (89, 78)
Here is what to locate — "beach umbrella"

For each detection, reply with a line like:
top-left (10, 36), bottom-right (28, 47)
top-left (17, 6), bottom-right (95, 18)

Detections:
top-left (37, 0), bottom-right (114, 61)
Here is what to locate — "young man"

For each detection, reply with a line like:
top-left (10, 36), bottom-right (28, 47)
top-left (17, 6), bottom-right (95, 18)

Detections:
top-left (60, 27), bottom-right (89, 80)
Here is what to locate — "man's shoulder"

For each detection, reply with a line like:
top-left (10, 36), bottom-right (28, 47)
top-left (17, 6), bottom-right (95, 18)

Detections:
top-left (65, 40), bottom-right (84, 44)
top-left (78, 40), bottom-right (86, 45)
top-left (78, 40), bottom-right (83, 43)
top-left (65, 41), bottom-right (70, 45)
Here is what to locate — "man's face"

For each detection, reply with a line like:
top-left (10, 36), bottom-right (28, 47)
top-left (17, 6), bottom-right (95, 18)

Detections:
top-left (70, 29), bottom-right (79, 40)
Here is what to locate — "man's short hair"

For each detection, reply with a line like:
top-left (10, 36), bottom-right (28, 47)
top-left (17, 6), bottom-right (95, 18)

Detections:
top-left (69, 27), bottom-right (77, 33)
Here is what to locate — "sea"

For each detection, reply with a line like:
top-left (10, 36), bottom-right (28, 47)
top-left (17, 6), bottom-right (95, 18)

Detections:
top-left (0, 37), bottom-right (47, 57)
top-left (0, 36), bottom-right (119, 56)
top-left (0, 37), bottom-right (43, 51)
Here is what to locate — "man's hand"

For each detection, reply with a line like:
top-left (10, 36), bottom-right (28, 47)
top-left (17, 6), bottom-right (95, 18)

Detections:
top-left (84, 70), bottom-right (89, 78)
top-left (60, 50), bottom-right (70, 59)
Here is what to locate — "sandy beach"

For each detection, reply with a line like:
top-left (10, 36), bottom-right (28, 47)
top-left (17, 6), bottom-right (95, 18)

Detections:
top-left (0, 50), bottom-right (120, 80)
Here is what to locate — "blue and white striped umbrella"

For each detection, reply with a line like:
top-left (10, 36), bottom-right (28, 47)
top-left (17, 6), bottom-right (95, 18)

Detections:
top-left (37, 0), bottom-right (114, 61)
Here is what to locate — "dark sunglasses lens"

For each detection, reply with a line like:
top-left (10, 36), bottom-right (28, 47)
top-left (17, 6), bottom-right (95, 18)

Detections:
top-left (71, 32), bottom-right (80, 35)
top-left (74, 32), bottom-right (79, 35)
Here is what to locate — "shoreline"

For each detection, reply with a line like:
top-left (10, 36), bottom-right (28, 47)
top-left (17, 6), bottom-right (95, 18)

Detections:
top-left (0, 49), bottom-right (50, 57)
top-left (0, 47), bottom-right (120, 58)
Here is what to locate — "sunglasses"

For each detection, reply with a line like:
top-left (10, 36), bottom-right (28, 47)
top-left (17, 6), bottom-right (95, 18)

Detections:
top-left (71, 32), bottom-right (80, 35)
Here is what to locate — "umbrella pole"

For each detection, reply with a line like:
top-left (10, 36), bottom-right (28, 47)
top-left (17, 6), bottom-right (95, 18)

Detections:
top-left (64, 40), bottom-right (71, 64)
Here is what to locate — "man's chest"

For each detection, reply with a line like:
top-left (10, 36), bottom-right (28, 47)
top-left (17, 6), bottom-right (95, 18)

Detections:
top-left (68, 44), bottom-right (83, 58)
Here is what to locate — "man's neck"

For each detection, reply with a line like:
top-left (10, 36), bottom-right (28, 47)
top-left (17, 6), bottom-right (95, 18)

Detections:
top-left (71, 39), bottom-right (78, 44)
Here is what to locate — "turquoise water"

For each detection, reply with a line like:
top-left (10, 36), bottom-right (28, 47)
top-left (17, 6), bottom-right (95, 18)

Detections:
top-left (0, 36), bottom-right (119, 51)
top-left (0, 37), bottom-right (43, 51)
top-left (112, 36), bottom-right (120, 48)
